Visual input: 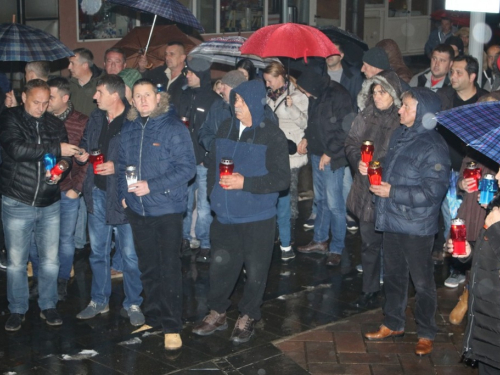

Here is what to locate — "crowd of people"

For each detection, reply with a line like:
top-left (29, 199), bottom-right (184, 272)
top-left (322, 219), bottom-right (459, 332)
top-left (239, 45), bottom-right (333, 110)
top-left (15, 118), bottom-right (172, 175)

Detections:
top-left (1, 19), bottom-right (500, 373)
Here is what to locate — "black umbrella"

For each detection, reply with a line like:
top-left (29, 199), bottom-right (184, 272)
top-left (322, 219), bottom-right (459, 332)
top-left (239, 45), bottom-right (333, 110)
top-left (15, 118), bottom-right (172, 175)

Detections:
top-left (318, 26), bottom-right (368, 67)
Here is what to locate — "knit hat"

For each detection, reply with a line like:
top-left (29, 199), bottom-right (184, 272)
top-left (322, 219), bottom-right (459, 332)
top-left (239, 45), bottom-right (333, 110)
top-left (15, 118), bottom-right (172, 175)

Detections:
top-left (118, 68), bottom-right (142, 90)
top-left (296, 70), bottom-right (329, 98)
top-left (221, 70), bottom-right (246, 88)
top-left (362, 47), bottom-right (390, 70)
top-left (186, 55), bottom-right (211, 77)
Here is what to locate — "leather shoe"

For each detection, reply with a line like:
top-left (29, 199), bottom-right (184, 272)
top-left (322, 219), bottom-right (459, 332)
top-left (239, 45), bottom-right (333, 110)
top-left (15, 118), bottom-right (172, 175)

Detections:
top-left (352, 292), bottom-right (380, 308)
top-left (415, 338), bottom-right (433, 356)
top-left (364, 325), bottom-right (404, 341)
top-left (449, 288), bottom-right (468, 325)
top-left (298, 241), bottom-right (328, 254)
top-left (192, 310), bottom-right (228, 336)
top-left (326, 253), bottom-right (341, 266)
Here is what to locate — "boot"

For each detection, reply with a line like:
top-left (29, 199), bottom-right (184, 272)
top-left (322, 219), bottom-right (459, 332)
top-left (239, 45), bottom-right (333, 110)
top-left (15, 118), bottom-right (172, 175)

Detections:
top-left (449, 287), bottom-right (468, 325)
top-left (290, 219), bottom-right (296, 246)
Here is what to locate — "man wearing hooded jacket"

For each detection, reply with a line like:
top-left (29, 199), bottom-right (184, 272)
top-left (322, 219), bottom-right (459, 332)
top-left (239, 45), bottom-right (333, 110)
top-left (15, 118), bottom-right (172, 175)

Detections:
top-left (192, 80), bottom-right (290, 343)
top-left (178, 57), bottom-right (222, 262)
top-left (366, 87), bottom-right (450, 356)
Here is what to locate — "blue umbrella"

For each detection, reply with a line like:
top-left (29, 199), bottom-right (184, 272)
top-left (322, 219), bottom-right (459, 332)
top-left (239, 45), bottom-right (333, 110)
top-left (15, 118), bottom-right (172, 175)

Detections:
top-left (0, 22), bottom-right (74, 62)
top-left (107, 0), bottom-right (204, 32)
top-left (436, 101), bottom-right (500, 164)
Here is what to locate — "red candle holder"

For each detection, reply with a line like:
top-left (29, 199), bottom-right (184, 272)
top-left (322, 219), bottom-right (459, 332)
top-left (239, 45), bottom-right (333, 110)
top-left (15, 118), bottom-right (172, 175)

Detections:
top-left (219, 158), bottom-right (234, 188)
top-left (450, 218), bottom-right (467, 255)
top-left (367, 160), bottom-right (382, 185)
top-left (361, 140), bottom-right (374, 164)
top-left (463, 161), bottom-right (482, 192)
top-left (45, 160), bottom-right (69, 185)
top-left (89, 149), bottom-right (104, 174)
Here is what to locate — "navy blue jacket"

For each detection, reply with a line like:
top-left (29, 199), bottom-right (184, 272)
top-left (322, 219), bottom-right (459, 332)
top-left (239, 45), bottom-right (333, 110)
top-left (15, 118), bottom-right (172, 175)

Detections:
top-left (80, 106), bottom-right (128, 225)
top-left (374, 88), bottom-right (450, 236)
top-left (207, 80), bottom-right (290, 224)
top-left (118, 92), bottom-right (196, 217)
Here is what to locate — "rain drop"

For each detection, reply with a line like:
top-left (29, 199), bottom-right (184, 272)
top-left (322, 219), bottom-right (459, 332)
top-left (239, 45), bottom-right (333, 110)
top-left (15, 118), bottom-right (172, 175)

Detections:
top-left (472, 23), bottom-right (492, 45)
top-left (422, 113), bottom-right (437, 130)
top-left (261, 98), bottom-right (267, 106)
top-left (260, 122), bottom-right (266, 128)
top-left (435, 163), bottom-right (442, 171)
top-left (257, 369), bottom-right (266, 375)
top-left (330, 116), bottom-right (337, 124)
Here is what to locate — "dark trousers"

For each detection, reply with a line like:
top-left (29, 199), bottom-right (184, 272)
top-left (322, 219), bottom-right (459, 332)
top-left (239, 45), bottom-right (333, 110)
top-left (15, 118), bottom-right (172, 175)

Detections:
top-left (383, 232), bottom-right (437, 340)
top-left (208, 216), bottom-right (275, 321)
top-left (479, 362), bottom-right (500, 375)
top-left (126, 208), bottom-right (183, 333)
top-left (360, 221), bottom-right (383, 293)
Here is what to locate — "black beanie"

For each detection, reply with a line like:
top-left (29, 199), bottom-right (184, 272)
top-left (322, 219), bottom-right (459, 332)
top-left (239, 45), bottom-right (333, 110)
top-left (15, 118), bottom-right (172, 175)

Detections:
top-left (296, 70), bottom-right (327, 98)
top-left (362, 47), bottom-right (390, 70)
top-left (186, 56), bottom-right (211, 77)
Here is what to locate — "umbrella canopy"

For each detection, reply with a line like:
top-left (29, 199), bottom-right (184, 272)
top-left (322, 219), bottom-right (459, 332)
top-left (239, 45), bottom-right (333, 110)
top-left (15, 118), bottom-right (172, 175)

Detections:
top-left (188, 36), bottom-right (279, 69)
top-left (106, 0), bottom-right (204, 32)
top-left (113, 25), bottom-right (201, 70)
top-left (430, 9), bottom-right (470, 27)
top-left (319, 26), bottom-right (368, 67)
top-left (0, 22), bottom-right (73, 62)
top-left (239, 23), bottom-right (340, 63)
top-left (436, 101), bottom-right (500, 163)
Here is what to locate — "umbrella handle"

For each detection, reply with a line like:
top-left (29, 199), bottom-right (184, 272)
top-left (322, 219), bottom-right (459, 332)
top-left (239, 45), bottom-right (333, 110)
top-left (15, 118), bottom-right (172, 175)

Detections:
top-left (144, 14), bottom-right (157, 53)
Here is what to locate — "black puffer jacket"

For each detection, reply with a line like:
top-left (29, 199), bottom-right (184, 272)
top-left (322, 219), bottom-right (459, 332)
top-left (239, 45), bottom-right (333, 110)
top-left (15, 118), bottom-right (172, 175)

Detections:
top-left (0, 106), bottom-right (71, 207)
top-left (374, 88), bottom-right (450, 236)
top-left (345, 71), bottom-right (402, 223)
top-left (463, 222), bottom-right (500, 370)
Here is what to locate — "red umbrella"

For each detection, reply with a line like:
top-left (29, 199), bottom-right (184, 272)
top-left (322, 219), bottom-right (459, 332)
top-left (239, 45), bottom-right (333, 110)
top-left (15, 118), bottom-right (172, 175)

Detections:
top-left (430, 9), bottom-right (470, 27)
top-left (239, 23), bottom-right (340, 63)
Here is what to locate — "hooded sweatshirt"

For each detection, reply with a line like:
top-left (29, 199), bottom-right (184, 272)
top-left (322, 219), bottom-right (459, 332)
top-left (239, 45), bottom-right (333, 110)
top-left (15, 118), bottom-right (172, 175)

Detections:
top-left (207, 80), bottom-right (290, 224)
top-left (374, 87), bottom-right (451, 236)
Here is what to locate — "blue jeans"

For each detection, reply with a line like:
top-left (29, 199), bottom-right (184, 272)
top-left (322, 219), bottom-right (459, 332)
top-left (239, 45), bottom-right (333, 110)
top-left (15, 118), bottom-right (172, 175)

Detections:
top-left (311, 154), bottom-right (346, 254)
top-left (277, 191), bottom-right (291, 247)
top-left (74, 196), bottom-right (87, 248)
top-left (29, 191), bottom-right (80, 280)
top-left (343, 166), bottom-right (353, 203)
top-left (3, 196), bottom-right (60, 313)
top-left (111, 227), bottom-right (123, 272)
top-left (87, 188), bottom-right (142, 309)
top-left (182, 165), bottom-right (212, 248)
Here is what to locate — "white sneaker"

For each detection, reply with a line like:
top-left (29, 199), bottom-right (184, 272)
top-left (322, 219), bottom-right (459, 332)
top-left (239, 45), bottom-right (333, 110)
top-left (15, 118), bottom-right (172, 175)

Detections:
top-left (444, 273), bottom-right (466, 288)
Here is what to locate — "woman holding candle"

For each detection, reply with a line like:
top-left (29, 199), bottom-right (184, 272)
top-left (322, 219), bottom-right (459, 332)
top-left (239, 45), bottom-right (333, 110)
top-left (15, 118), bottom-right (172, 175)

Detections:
top-left (345, 70), bottom-right (403, 308)
top-left (446, 166), bottom-right (500, 375)
top-left (263, 62), bottom-right (308, 260)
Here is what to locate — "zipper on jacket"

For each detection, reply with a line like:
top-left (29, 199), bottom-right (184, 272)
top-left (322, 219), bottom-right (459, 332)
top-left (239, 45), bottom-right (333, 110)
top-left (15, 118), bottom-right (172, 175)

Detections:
top-left (138, 118), bottom-right (149, 216)
top-left (32, 121), bottom-right (42, 206)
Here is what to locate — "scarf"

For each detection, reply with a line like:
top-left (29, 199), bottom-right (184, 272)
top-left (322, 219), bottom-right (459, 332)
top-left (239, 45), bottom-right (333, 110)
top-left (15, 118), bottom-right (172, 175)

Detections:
top-left (267, 80), bottom-right (289, 102)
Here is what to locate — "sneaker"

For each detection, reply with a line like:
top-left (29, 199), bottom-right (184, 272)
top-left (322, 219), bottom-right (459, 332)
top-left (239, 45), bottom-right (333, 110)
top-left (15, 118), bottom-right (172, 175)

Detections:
top-left (346, 214), bottom-right (359, 231)
top-left (303, 214), bottom-right (316, 229)
top-left (57, 278), bottom-right (68, 301)
top-left (120, 305), bottom-right (145, 327)
top-left (356, 264), bottom-right (363, 273)
top-left (0, 249), bottom-right (7, 271)
top-left (5, 313), bottom-right (25, 331)
top-left (193, 310), bottom-right (228, 336)
top-left (76, 301), bottom-right (109, 319)
top-left (110, 269), bottom-right (123, 279)
top-left (40, 308), bottom-right (63, 326)
top-left (196, 248), bottom-right (211, 263)
top-left (281, 246), bottom-right (295, 261)
top-left (230, 315), bottom-right (256, 343)
top-left (444, 273), bottom-right (466, 288)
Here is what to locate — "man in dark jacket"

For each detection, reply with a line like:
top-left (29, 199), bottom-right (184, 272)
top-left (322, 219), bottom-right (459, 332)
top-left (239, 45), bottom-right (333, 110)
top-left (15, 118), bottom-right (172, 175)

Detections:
top-left (192, 80), bottom-right (290, 343)
top-left (74, 75), bottom-right (144, 326)
top-left (296, 71), bottom-right (355, 267)
top-left (177, 57), bottom-right (222, 262)
top-left (118, 78), bottom-right (196, 350)
top-left (28, 77), bottom-right (88, 301)
top-left (365, 88), bottom-right (450, 356)
top-left (0, 79), bottom-right (78, 331)
top-left (138, 41), bottom-right (187, 112)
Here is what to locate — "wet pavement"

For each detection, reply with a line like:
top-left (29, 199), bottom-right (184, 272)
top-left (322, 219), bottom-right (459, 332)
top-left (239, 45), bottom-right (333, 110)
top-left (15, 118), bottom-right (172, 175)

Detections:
top-left (0, 198), bottom-right (476, 374)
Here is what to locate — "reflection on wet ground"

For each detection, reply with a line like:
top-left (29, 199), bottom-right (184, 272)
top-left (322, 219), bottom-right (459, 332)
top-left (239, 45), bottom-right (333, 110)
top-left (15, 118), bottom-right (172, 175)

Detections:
top-left (0, 200), bottom-right (452, 374)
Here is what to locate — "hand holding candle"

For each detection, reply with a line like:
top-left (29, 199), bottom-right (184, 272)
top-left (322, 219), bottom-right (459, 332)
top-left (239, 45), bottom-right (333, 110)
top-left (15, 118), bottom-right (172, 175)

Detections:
top-left (450, 218), bottom-right (467, 255)
top-left (361, 140), bottom-right (374, 164)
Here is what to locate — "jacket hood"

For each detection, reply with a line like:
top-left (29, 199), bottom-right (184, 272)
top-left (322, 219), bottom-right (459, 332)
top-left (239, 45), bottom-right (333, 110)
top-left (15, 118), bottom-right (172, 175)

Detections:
top-left (231, 80), bottom-right (266, 128)
top-left (357, 70), bottom-right (403, 111)
top-left (296, 70), bottom-right (330, 98)
top-left (126, 91), bottom-right (171, 121)
top-left (409, 87), bottom-right (441, 131)
top-left (186, 56), bottom-right (212, 89)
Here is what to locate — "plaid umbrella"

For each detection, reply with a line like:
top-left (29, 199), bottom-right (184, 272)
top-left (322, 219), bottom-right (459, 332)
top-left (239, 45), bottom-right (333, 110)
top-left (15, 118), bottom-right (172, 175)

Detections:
top-left (0, 23), bottom-right (73, 62)
top-left (107, 0), bottom-right (204, 32)
top-left (436, 101), bottom-right (500, 164)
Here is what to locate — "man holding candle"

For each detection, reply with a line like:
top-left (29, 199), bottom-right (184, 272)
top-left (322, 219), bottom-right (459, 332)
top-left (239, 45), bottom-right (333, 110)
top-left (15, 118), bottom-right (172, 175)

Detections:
top-left (74, 75), bottom-right (144, 327)
top-left (192, 80), bottom-right (290, 343)
top-left (366, 87), bottom-right (450, 356)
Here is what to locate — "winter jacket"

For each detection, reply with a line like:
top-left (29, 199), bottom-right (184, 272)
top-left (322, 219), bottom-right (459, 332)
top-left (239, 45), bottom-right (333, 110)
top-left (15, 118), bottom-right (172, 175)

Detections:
top-left (374, 87), bottom-right (451, 236)
top-left (0, 106), bottom-right (71, 207)
top-left (345, 71), bottom-right (403, 223)
top-left (266, 82), bottom-right (308, 169)
top-left (303, 75), bottom-right (355, 171)
top-left (409, 68), bottom-right (451, 92)
top-left (207, 80), bottom-right (290, 224)
top-left (424, 25), bottom-right (458, 57)
top-left (141, 66), bottom-right (186, 112)
top-left (177, 69), bottom-right (223, 165)
top-left (376, 39), bottom-right (413, 84)
top-left (462, 222), bottom-right (500, 370)
top-left (69, 75), bottom-right (99, 117)
top-left (59, 106), bottom-right (88, 193)
top-left (118, 92), bottom-right (196, 217)
top-left (79, 106), bottom-right (128, 225)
